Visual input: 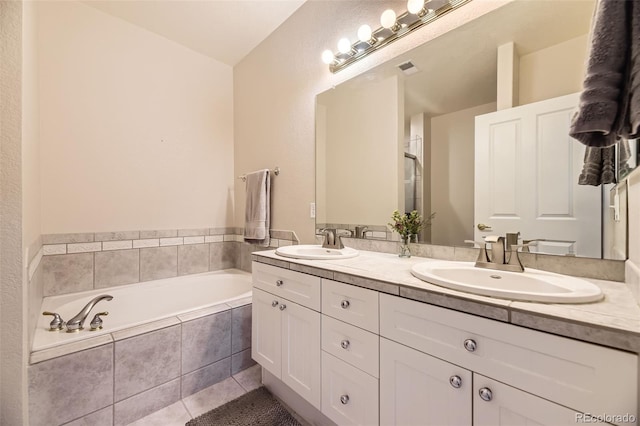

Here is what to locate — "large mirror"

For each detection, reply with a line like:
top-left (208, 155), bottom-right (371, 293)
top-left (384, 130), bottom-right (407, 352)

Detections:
top-left (316, 0), bottom-right (628, 260)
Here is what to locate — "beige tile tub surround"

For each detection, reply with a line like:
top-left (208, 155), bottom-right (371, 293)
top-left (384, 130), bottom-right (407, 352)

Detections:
top-left (42, 253), bottom-right (94, 296)
top-left (40, 228), bottom-right (298, 295)
top-left (115, 326), bottom-right (181, 401)
top-left (29, 302), bottom-right (256, 426)
top-left (178, 244), bottom-right (210, 276)
top-left (29, 344), bottom-right (114, 426)
top-left (140, 246), bottom-right (178, 281)
top-left (95, 249), bottom-right (139, 289)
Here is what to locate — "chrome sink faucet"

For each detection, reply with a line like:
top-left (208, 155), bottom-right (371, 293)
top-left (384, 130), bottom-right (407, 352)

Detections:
top-left (319, 228), bottom-right (352, 249)
top-left (465, 233), bottom-right (534, 273)
top-left (66, 294), bottom-right (113, 332)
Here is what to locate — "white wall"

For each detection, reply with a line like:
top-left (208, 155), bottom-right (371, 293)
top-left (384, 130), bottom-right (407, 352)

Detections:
top-left (627, 171), bottom-right (640, 304)
top-left (234, 0), bottom-right (513, 243)
top-left (430, 102), bottom-right (496, 247)
top-left (38, 2), bottom-right (235, 233)
top-left (519, 34), bottom-right (588, 105)
top-left (1, 2), bottom-right (27, 424)
top-left (317, 75), bottom-right (401, 226)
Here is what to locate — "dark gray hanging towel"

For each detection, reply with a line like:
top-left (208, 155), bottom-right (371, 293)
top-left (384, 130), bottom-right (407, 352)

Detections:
top-left (570, 0), bottom-right (639, 185)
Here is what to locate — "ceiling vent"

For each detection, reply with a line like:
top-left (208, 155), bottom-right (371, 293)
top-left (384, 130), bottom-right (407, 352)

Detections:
top-left (398, 61), bottom-right (419, 76)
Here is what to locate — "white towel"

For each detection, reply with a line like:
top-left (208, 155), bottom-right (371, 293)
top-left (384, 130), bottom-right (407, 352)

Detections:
top-left (244, 169), bottom-right (270, 247)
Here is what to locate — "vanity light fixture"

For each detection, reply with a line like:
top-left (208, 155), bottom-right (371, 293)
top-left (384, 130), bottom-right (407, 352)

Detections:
top-left (322, 0), bottom-right (471, 73)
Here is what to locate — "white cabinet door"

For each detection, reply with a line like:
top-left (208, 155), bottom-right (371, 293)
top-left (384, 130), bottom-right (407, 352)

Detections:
top-left (473, 375), bottom-right (608, 426)
top-left (380, 338), bottom-right (472, 426)
top-left (321, 351), bottom-right (379, 426)
top-left (281, 298), bottom-right (321, 409)
top-left (475, 93), bottom-right (601, 257)
top-left (251, 287), bottom-right (282, 377)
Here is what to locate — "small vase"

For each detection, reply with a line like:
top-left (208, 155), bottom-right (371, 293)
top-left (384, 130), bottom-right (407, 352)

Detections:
top-left (399, 236), bottom-right (411, 258)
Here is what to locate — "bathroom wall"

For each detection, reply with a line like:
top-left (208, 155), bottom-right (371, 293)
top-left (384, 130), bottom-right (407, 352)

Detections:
top-left (429, 102), bottom-right (497, 247)
top-left (1, 2), bottom-right (27, 424)
top-left (38, 1), bottom-right (235, 234)
top-left (627, 172), bottom-right (640, 304)
top-left (234, 0), bottom-right (513, 243)
top-left (22, 0), bottom-right (45, 374)
top-left (519, 34), bottom-right (588, 105)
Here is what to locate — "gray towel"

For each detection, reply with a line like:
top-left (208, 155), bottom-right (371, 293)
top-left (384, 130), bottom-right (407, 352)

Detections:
top-left (578, 138), bottom-right (633, 185)
top-left (621, 0), bottom-right (640, 139)
top-left (570, 0), bottom-right (631, 148)
top-left (243, 169), bottom-right (270, 247)
top-left (578, 146), bottom-right (616, 185)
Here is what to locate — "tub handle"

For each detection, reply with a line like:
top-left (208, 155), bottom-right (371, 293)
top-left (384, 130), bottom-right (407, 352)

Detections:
top-left (42, 312), bottom-right (65, 331)
top-left (90, 312), bottom-right (108, 331)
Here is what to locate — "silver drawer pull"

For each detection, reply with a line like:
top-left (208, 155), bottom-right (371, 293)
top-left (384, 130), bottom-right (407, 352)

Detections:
top-left (340, 300), bottom-right (350, 309)
top-left (340, 339), bottom-right (350, 349)
top-left (449, 375), bottom-right (462, 389)
top-left (271, 300), bottom-right (279, 307)
top-left (276, 279), bottom-right (284, 287)
top-left (479, 387), bottom-right (493, 401)
top-left (279, 304), bottom-right (287, 311)
top-left (340, 394), bottom-right (349, 405)
top-left (463, 339), bottom-right (477, 352)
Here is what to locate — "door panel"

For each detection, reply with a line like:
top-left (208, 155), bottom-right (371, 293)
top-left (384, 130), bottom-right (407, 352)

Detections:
top-left (475, 93), bottom-right (601, 257)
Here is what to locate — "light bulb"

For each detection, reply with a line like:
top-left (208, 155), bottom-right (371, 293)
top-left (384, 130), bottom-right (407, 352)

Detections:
top-left (357, 24), bottom-right (372, 42)
top-left (338, 38), bottom-right (351, 54)
top-left (380, 9), bottom-right (397, 29)
top-left (321, 49), bottom-right (335, 65)
top-left (407, 0), bottom-right (425, 14)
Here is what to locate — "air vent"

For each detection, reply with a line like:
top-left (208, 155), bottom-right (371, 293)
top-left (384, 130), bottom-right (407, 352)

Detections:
top-left (398, 61), bottom-right (419, 75)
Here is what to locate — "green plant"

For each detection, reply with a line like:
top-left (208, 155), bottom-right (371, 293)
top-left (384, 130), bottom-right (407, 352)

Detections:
top-left (388, 210), bottom-right (435, 239)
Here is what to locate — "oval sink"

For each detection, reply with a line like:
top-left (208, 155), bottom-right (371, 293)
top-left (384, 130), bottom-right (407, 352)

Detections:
top-left (411, 261), bottom-right (603, 303)
top-left (275, 245), bottom-right (359, 260)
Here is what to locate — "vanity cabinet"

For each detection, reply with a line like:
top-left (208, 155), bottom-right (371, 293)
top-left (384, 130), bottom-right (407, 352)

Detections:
top-left (251, 263), bottom-right (321, 408)
top-left (252, 260), bottom-right (638, 426)
top-left (380, 293), bottom-right (637, 426)
top-left (380, 337), bottom-right (472, 425)
top-left (320, 280), bottom-right (380, 426)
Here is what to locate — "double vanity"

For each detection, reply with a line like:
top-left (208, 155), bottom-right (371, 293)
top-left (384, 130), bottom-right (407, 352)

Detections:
top-left (252, 247), bottom-right (639, 425)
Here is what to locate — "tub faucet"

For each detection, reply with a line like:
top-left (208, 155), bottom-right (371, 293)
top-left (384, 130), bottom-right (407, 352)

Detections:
top-left (66, 294), bottom-right (113, 333)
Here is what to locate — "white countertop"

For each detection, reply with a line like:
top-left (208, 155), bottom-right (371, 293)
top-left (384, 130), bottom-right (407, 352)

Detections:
top-left (253, 249), bottom-right (640, 352)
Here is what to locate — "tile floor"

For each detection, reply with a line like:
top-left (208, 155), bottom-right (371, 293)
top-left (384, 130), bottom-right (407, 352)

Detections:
top-left (126, 364), bottom-right (262, 426)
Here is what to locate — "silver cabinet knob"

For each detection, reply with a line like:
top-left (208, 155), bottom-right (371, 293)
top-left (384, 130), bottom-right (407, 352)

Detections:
top-left (463, 339), bottom-right (477, 352)
top-left (271, 300), bottom-right (279, 307)
top-left (340, 395), bottom-right (349, 405)
top-left (276, 279), bottom-right (284, 287)
top-left (341, 339), bottom-right (350, 349)
top-left (279, 304), bottom-right (287, 311)
top-left (340, 300), bottom-right (350, 309)
top-left (479, 387), bottom-right (493, 401)
top-left (449, 375), bottom-right (462, 388)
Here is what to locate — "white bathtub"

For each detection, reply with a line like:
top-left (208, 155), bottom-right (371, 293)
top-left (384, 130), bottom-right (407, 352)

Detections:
top-left (33, 269), bottom-right (252, 352)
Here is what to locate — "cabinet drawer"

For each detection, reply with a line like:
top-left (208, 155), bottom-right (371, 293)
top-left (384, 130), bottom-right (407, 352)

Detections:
top-left (252, 262), bottom-right (321, 311)
top-left (380, 294), bottom-right (638, 424)
top-left (321, 351), bottom-right (379, 426)
top-left (474, 374), bottom-right (608, 426)
top-left (322, 279), bottom-right (379, 333)
top-left (322, 315), bottom-right (379, 378)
